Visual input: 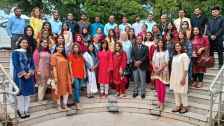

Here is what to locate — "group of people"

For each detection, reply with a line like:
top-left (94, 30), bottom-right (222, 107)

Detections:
top-left (7, 6), bottom-right (224, 119)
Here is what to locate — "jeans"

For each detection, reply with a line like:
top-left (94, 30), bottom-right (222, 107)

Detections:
top-left (133, 68), bottom-right (146, 96)
top-left (73, 78), bottom-right (82, 103)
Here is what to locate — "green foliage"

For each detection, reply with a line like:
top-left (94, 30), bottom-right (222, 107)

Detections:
top-left (83, 0), bottom-right (147, 23)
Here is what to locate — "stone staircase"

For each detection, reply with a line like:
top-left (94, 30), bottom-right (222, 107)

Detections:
top-left (0, 49), bottom-right (220, 126)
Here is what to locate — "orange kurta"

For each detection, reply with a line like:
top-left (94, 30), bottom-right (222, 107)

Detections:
top-left (51, 53), bottom-right (72, 99)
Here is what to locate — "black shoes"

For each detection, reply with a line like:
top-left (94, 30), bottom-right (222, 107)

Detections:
top-left (133, 93), bottom-right (138, 98)
top-left (25, 112), bottom-right (30, 118)
top-left (141, 94), bottom-right (145, 99)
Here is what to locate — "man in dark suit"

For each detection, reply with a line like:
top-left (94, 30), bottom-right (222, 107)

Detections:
top-left (207, 6), bottom-right (224, 68)
top-left (131, 35), bottom-right (148, 99)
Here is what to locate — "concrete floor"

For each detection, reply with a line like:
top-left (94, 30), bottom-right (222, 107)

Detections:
top-left (33, 112), bottom-right (194, 126)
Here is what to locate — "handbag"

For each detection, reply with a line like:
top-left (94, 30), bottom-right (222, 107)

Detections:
top-left (197, 50), bottom-right (214, 68)
top-left (47, 79), bottom-right (57, 89)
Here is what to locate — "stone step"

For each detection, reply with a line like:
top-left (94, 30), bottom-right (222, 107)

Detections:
top-left (21, 100), bottom-right (208, 126)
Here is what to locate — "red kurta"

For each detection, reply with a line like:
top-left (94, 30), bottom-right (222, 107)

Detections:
top-left (109, 51), bottom-right (127, 85)
top-left (97, 50), bottom-right (111, 84)
top-left (145, 42), bottom-right (156, 71)
top-left (192, 35), bottom-right (209, 73)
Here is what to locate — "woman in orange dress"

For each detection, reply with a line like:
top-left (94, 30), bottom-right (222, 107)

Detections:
top-left (51, 44), bottom-right (72, 111)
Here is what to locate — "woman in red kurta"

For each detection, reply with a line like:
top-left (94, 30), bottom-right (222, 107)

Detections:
top-left (110, 42), bottom-right (127, 97)
top-left (191, 27), bottom-right (209, 88)
top-left (97, 41), bottom-right (111, 97)
top-left (74, 34), bottom-right (88, 53)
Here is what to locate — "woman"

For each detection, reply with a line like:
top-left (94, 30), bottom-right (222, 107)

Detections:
top-left (36, 22), bottom-right (53, 48)
top-left (152, 24), bottom-right (161, 39)
top-left (50, 35), bottom-right (67, 54)
top-left (24, 25), bottom-right (36, 54)
top-left (30, 7), bottom-right (43, 39)
top-left (83, 43), bottom-right (98, 98)
top-left (163, 22), bottom-right (179, 42)
top-left (51, 44), bottom-right (72, 111)
top-left (81, 27), bottom-right (92, 44)
top-left (74, 34), bottom-right (87, 52)
top-left (12, 37), bottom-right (35, 118)
top-left (151, 40), bottom-right (169, 111)
top-left (138, 24), bottom-right (148, 41)
top-left (114, 26), bottom-right (120, 40)
top-left (144, 32), bottom-right (156, 88)
top-left (110, 42), bottom-right (127, 97)
top-left (61, 22), bottom-right (73, 53)
top-left (119, 32), bottom-right (132, 88)
top-left (170, 42), bottom-right (190, 113)
top-left (106, 29), bottom-right (116, 52)
top-left (128, 28), bottom-right (136, 44)
top-left (191, 27), bottom-right (209, 88)
top-left (33, 39), bottom-right (51, 101)
top-left (180, 21), bottom-right (191, 40)
top-left (68, 43), bottom-right (85, 110)
top-left (97, 41), bottom-right (111, 97)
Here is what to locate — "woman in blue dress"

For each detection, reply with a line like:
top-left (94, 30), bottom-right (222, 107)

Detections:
top-left (12, 37), bottom-right (35, 119)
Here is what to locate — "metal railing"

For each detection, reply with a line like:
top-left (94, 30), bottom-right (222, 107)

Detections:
top-left (209, 65), bottom-right (224, 126)
top-left (0, 64), bottom-right (19, 126)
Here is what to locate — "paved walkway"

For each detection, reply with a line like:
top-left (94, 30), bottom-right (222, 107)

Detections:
top-left (33, 112), bottom-right (193, 126)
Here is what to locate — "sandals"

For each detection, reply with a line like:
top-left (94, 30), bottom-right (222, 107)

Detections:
top-left (179, 107), bottom-right (188, 113)
top-left (172, 106), bottom-right (181, 112)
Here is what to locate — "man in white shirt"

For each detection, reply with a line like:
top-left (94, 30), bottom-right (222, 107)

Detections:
top-left (104, 15), bottom-right (117, 36)
top-left (119, 16), bottom-right (131, 32)
top-left (132, 16), bottom-right (143, 36)
top-left (174, 10), bottom-right (191, 32)
top-left (141, 13), bottom-right (156, 32)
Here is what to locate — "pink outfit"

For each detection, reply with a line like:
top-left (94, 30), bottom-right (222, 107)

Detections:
top-left (155, 79), bottom-right (166, 104)
top-left (97, 50), bottom-right (111, 84)
top-left (192, 35), bottom-right (209, 73)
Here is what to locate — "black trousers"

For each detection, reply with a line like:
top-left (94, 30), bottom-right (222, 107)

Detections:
top-left (192, 73), bottom-right (204, 82)
top-left (209, 38), bottom-right (223, 67)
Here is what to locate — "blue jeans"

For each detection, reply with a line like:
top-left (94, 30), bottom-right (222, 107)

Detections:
top-left (73, 78), bottom-right (82, 103)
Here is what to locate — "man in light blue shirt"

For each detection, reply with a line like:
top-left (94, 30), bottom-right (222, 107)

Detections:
top-left (119, 16), bottom-right (131, 32)
top-left (90, 16), bottom-right (104, 36)
top-left (104, 15), bottom-right (117, 36)
top-left (141, 13), bottom-right (156, 32)
top-left (50, 10), bottom-right (62, 37)
top-left (7, 7), bottom-right (26, 49)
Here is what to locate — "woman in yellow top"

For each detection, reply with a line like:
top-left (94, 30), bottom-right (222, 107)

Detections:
top-left (30, 7), bottom-right (43, 39)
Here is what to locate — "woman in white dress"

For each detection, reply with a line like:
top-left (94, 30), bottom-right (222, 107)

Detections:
top-left (83, 43), bottom-right (98, 98)
top-left (170, 42), bottom-right (190, 113)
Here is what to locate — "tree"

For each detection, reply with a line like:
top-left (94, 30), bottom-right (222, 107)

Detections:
top-left (83, 0), bottom-right (147, 23)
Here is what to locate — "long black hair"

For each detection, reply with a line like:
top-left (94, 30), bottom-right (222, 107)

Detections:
top-left (24, 25), bottom-right (36, 53)
top-left (87, 43), bottom-right (97, 57)
top-left (16, 37), bottom-right (32, 57)
top-left (53, 44), bottom-right (67, 58)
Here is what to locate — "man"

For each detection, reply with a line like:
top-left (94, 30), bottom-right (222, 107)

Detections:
top-left (90, 16), bottom-right (104, 36)
top-left (65, 13), bottom-right (79, 37)
top-left (141, 13), bottom-right (156, 32)
top-left (104, 15), bottom-right (117, 36)
top-left (78, 14), bottom-right (90, 34)
top-left (132, 35), bottom-right (148, 99)
top-left (191, 8), bottom-right (208, 35)
top-left (50, 10), bottom-right (62, 37)
top-left (119, 16), bottom-right (131, 32)
top-left (207, 6), bottom-right (224, 68)
top-left (132, 15), bottom-right (143, 36)
top-left (7, 7), bottom-right (25, 49)
top-left (159, 14), bottom-right (168, 36)
top-left (174, 10), bottom-right (191, 32)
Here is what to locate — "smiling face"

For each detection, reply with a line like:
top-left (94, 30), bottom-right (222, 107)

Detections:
top-left (73, 44), bottom-right (79, 53)
top-left (56, 44), bottom-right (64, 53)
top-left (57, 36), bottom-right (65, 45)
top-left (175, 43), bottom-right (182, 53)
top-left (41, 40), bottom-right (48, 48)
top-left (20, 39), bottom-right (29, 49)
top-left (115, 43), bottom-right (121, 52)
top-left (193, 27), bottom-right (200, 35)
top-left (26, 27), bottom-right (33, 37)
